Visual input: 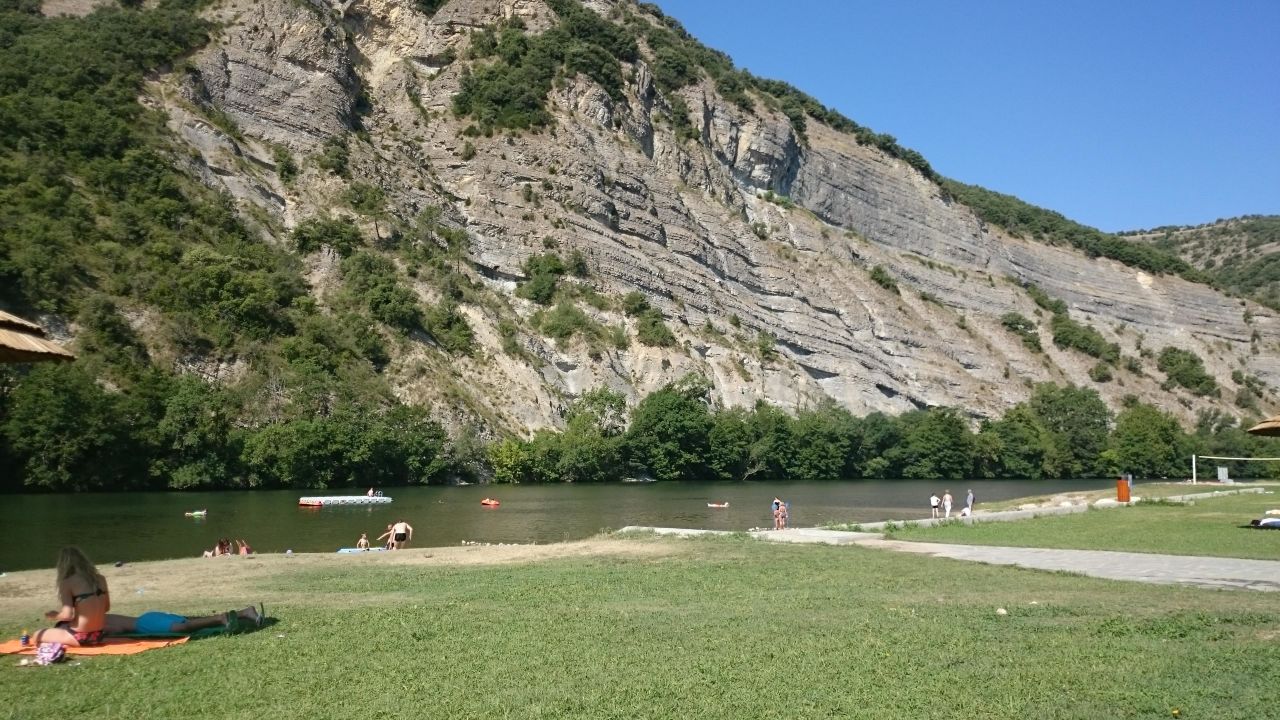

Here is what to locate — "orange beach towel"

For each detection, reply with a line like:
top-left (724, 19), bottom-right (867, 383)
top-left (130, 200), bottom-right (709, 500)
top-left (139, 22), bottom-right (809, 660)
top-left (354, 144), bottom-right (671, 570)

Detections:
top-left (0, 637), bottom-right (189, 656)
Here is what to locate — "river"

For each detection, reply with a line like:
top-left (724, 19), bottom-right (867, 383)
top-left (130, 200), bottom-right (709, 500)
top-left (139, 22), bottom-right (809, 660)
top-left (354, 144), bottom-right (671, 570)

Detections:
top-left (0, 479), bottom-right (1116, 571)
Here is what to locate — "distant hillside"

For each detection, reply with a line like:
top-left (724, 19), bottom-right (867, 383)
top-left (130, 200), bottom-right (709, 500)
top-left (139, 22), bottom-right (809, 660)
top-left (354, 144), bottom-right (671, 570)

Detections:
top-left (1121, 216), bottom-right (1280, 309)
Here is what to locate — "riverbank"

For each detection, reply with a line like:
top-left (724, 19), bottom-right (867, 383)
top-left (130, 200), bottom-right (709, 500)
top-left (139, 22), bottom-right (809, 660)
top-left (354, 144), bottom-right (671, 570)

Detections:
top-left (3, 535), bottom-right (1277, 719)
top-left (886, 487), bottom-right (1280, 560)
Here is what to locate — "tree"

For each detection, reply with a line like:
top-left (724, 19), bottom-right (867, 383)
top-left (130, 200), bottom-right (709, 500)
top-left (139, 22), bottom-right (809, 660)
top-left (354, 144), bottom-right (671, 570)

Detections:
top-left (888, 408), bottom-right (974, 480)
top-left (3, 364), bottom-right (143, 490)
top-left (150, 375), bottom-right (238, 489)
top-left (981, 406), bottom-right (1051, 479)
top-left (1103, 403), bottom-right (1191, 478)
top-left (625, 374), bottom-right (712, 481)
top-left (788, 404), bottom-right (855, 481)
top-left (1028, 384), bottom-right (1112, 477)
top-left (707, 407), bottom-right (752, 481)
top-left (344, 182), bottom-right (387, 240)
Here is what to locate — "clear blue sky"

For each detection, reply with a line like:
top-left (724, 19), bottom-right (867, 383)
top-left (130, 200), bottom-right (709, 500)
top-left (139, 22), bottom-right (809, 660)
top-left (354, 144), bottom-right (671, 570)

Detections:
top-left (652, 0), bottom-right (1279, 232)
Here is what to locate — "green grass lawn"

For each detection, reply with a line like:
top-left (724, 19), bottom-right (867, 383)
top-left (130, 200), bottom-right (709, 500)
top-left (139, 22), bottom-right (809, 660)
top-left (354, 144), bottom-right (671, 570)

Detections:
top-left (889, 491), bottom-right (1280, 560)
top-left (2, 537), bottom-right (1277, 719)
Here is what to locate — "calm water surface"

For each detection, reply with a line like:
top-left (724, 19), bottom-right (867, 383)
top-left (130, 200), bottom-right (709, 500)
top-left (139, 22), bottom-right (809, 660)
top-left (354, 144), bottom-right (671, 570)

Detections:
top-left (0, 479), bottom-right (1114, 571)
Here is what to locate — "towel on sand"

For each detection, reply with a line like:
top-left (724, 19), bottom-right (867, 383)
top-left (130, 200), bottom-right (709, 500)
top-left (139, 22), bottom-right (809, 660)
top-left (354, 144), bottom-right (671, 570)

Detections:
top-left (0, 637), bottom-right (189, 656)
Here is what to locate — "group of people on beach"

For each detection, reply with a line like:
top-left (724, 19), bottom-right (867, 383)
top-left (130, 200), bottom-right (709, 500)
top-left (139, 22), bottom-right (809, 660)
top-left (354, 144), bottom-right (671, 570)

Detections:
top-left (202, 538), bottom-right (252, 557)
top-left (354, 520), bottom-right (414, 551)
top-left (929, 489), bottom-right (976, 519)
top-left (30, 547), bottom-right (262, 650)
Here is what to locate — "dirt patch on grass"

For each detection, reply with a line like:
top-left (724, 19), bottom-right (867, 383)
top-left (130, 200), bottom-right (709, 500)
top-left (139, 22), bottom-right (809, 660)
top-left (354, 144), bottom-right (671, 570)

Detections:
top-left (0, 537), bottom-right (685, 621)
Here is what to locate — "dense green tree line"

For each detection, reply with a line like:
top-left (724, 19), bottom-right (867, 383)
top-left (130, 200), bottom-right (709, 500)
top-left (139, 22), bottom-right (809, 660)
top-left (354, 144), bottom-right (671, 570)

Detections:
top-left (484, 376), bottom-right (1280, 485)
top-left (10, 358), bottom-right (1278, 491)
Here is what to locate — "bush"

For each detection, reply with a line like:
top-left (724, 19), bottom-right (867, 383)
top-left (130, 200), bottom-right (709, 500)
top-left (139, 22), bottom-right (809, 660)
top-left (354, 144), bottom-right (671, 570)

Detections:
top-left (1157, 346), bottom-right (1218, 396)
top-left (315, 137), bottom-right (350, 177)
top-left (1051, 314), bottom-right (1119, 362)
top-left (756, 331), bottom-right (778, 362)
top-left (515, 253), bottom-right (566, 305)
top-left (424, 301), bottom-right (474, 354)
top-left (539, 300), bottom-right (593, 341)
top-left (342, 252), bottom-right (421, 332)
top-left (1088, 362), bottom-right (1113, 383)
top-left (1025, 284), bottom-right (1067, 315)
top-left (293, 217), bottom-right (363, 257)
top-left (273, 146), bottom-right (298, 184)
top-left (869, 265), bottom-right (898, 294)
top-left (621, 291), bottom-right (650, 316)
top-left (636, 308), bottom-right (676, 347)
top-left (1000, 312), bottom-right (1042, 352)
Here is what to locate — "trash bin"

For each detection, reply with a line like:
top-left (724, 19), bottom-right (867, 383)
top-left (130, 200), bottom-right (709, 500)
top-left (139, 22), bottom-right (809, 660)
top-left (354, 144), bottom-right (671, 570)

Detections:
top-left (1116, 478), bottom-right (1131, 503)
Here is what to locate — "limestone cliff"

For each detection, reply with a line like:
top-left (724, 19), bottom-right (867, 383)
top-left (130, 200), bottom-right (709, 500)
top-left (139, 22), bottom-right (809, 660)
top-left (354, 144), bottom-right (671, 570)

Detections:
top-left (145, 0), bottom-right (1280, 433)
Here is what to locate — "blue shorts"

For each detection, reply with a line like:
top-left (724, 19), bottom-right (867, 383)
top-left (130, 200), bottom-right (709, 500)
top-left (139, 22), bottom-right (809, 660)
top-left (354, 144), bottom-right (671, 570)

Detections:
top-left (135, 612), bottom-right (187, 635)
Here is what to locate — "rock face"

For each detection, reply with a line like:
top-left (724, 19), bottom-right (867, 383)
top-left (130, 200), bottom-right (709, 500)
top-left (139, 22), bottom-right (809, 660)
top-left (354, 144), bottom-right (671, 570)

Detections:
top-left (155, 0), bottom-right (1280, 431)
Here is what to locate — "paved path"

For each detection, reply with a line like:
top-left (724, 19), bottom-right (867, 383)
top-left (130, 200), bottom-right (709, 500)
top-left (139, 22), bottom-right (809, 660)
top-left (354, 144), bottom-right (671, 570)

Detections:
top-left (855, 538), bottom-right (1280, 592)
top-left (618, 526), bottom-right (1280, 591)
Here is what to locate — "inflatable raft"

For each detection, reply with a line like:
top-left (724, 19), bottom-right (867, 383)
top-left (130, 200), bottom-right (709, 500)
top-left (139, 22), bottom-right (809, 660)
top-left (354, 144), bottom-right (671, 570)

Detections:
top-left (298, 495), bottom-right (392, 507)
top-left (337, 547), bottom-right (388, 553)
top-left (184, 510), bottom-right (207, 517)
top-left (480, 498), bottom-right (500, 507)
top-left (707, 503), bottom-right (729, 508)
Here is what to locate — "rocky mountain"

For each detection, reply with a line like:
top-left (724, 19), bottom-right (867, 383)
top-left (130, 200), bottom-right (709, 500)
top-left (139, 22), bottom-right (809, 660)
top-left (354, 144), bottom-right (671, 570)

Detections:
top-left (21, 0), bottom-right (1280, 435)
top-left (1123, 216), bottom-right (1280, 311)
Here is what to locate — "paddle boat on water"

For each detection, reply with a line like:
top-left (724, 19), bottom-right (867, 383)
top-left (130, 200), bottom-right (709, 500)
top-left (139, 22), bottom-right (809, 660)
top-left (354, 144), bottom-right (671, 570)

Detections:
top-left (706, 502), bottom-right (730, 509)
top-left (480, 498), bottom-right (500, 507)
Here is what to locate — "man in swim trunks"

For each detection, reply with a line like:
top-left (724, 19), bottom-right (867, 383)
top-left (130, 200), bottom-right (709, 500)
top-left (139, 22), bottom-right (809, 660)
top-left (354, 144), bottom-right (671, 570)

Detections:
top-left (356, 533), bottom-right (370, 550)
top-left (390, 520), bottom-right (413, 550)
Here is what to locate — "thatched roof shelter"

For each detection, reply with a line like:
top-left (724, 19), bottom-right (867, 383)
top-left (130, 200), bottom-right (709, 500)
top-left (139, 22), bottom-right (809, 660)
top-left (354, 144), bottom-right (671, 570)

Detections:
top-left (1246, 415), bottom-right (1280, 437)
top-left (0, 309), bottom-right (75, 364)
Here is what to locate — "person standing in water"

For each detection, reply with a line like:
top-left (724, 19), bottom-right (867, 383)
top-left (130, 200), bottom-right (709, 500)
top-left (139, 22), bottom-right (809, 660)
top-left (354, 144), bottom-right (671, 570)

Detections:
top-left (772, 499), bottom-right (789, 530)
top-left (389, 519), bottom-right (414, 550)
top-left (356, 533), bottom-right (370, 550)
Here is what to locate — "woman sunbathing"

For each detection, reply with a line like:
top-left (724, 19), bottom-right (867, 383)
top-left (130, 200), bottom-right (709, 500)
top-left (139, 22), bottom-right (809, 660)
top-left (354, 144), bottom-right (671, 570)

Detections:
top-left (34, 547), bottom-right (110, 647)
top-left (104, 605), bottom-right (263, 635)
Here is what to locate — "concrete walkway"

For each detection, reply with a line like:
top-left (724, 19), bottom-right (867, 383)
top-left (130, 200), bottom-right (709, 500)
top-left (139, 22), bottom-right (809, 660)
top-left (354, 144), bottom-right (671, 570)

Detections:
top-left (856, 537), bottom-right (1280, 592)
top-left (618, 525), bottom-right (1280, 591)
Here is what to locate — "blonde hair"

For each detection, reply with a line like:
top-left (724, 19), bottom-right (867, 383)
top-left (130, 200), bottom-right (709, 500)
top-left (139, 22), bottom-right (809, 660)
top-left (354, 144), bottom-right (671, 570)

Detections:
top-left (55, 546), bottom-right (105, 598)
